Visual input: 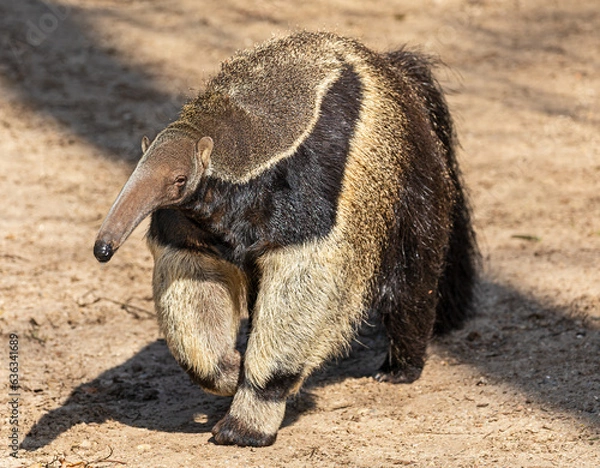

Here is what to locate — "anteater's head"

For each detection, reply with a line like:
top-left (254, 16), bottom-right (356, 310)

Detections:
top-left (93, 134), bottom-right (213, 262)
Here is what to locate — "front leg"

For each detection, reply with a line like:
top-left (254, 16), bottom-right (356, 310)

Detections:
top-left (211, 383), bottom-right (287, 446)
top-left (150, 240), bottom-right (247, 396)
top-left (212, 243), bottom-right (366, 445)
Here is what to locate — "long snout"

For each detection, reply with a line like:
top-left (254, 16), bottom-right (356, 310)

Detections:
top-left (94, 168), bottom-right (160, 263)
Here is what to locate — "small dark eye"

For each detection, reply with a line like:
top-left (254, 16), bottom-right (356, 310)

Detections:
top-left (174, 176), bottom-right (187, 187)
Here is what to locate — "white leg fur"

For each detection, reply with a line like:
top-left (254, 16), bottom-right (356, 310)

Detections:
top-left (149, 240), bottom-right (247, 396)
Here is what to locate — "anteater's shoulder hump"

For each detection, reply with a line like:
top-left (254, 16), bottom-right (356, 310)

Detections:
top-left (178, 32), bottom-right (374, 183)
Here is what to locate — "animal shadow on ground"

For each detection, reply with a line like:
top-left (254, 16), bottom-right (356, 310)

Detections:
top-left (22, 317), bottom-right (318, 451)
top-left (22, 279), bottom-right (600, 450)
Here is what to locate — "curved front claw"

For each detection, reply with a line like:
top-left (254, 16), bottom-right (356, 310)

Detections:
top-left (211, 413), bottom-right (277, 447)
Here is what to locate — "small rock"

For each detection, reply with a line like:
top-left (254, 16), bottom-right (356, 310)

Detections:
top-left (79, 439), bottom-right (92, 449)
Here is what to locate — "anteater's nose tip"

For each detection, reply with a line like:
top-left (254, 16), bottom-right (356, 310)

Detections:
top-left (94, 240), bottom-right (114, 263)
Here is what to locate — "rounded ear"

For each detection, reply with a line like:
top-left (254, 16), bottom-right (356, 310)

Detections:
top-left (141, 135), bottom-right (151, 153)
top-left (196, 136), bottom-right (214, 169)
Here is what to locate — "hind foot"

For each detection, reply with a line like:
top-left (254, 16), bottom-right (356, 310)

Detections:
top-left (374, 357), bottom-right (423, 383)
top-left (374, 366), bottom-right (422, 383)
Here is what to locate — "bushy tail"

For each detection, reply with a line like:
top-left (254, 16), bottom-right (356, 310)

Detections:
top-left (385, 49), bottom-right (480, 334)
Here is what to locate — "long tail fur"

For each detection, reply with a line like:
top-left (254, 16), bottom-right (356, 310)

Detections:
top-left (385, 48), bottom-right (480, 334)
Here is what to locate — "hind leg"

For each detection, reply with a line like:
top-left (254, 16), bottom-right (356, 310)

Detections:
top-left (374, 286), bottom-right (438, 384)
top-left (150, 242), bottom-right (247, 396)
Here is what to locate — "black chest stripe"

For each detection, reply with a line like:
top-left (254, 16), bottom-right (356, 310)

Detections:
top-left (263, 64), bottom-right (363, 245)
top-left (151, 65), bottom-right (363, 265)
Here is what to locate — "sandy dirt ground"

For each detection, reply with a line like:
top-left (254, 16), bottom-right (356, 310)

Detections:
top-left (1, 0), bottom-right (599, 466)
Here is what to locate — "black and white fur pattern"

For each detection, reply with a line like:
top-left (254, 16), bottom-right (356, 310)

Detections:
top-left (97, 31), bottom-right (478, 447)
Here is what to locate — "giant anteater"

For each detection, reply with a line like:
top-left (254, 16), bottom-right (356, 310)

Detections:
top-left (94, 31), bottom-right (478, 446)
